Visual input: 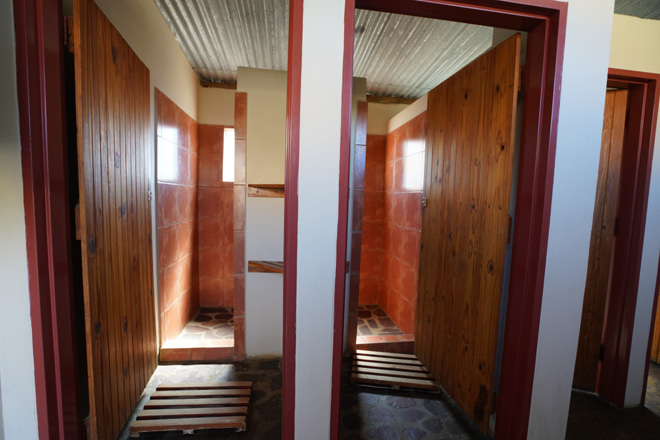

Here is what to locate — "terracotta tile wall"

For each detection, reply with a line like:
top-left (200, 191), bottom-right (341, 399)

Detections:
top-left (381, 112), bottom-right (426, 335)
top-left (359, 135), bottom-right (386, 305)
top-left (358, 112), bottom-right (426, 335)
top-left (197, 125), bottom-right (234, 308)
top-left (157, 90), bottom-right (199, 344)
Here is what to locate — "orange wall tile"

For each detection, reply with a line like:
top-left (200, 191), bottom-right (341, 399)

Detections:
top-left (157, 90), bottom-right (199, 343)
top-left (359, 135), bottom-right (386, 307)
top-left (358, 114), bottom-right (426, 335)
top-left (198, 123), bottom-right (234, 308)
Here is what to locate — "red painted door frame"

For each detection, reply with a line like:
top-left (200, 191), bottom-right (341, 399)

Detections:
top-left (13, 0), bottom-right (82, 439)
top-left (284, 1), bottom-right (567, 440)
top-left (598, 69), bottom-right (660, 406)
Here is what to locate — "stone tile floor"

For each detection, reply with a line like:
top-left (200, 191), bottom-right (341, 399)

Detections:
top-left (339, 359), bottom-right (488, 440)
top-left (119, 359), bottom-right (281, 439)
top-left (118, 358), bottom-right (660, 439)
top-left (173, 307), bottom-right (234, 343)
top-left (120, 355), bottom-right (488, 440)
top-left (358, 305), bottom-right (404, 337)
top-left (565, 362), bottom-right (660, 439)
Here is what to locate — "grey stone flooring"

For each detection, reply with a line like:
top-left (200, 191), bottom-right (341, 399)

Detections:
top-left (358, 305), bottom-right (404, 337)
top-left (339, 360), bottom-right (488, 440)
top-left (118, 358), bottom-right (660, 439)
top-left (118, 359), bottom-right (281, 439)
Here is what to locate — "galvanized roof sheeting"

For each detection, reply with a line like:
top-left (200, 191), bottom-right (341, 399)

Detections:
top-left (354, 9), bottom-right (492, 98)
top-left (154, 0), bottom-right (494, 98)
top-left (615, 0), bottom-right (660, 20)
top-left (154, 0), bottom-right (289, 83)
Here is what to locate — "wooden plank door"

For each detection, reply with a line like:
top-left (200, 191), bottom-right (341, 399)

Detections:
top-left (651, 286), bottom-right (660, 364)
top-left (74, 0), bottom-right (157, 438)
top-left (573, 89), bottom-right (628, 389)
top-left (415, 34), bottom-right (521, 433)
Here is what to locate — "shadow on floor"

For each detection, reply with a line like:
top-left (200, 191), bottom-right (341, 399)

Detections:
top-left (566, 363), bottom-right (660, 440)
top-left (118, 359), bottom-right (281, 440)
top-left (339, 358), bottom-right (489, 440)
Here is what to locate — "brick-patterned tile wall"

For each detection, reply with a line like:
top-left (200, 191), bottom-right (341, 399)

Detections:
top-left (157, 90), bottom-right (199, 343)
top-left (198, 125), bottom-right (234, 308)
top-left (358, 112), bottom-right (426, 335)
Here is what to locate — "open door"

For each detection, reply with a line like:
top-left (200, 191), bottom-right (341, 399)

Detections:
top-left (74, 0), bottom-right (157, 438)
top-left (573, 89), bottom-right (628, 391)
top-left (415, 34), bottom-right (521, 433)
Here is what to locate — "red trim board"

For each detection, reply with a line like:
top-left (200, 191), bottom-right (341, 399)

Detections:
top-left (13, 0), bottom-right (82, 438)
top-left (283, 0), bottom-right (304, 438)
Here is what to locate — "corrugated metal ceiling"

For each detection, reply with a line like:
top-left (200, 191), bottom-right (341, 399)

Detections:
top-left (353, 10), bottom-right (492, 98)
top-left (154, 0), bottom-right (493, 99)
top-left (615, 0), bottom-right (660, 20)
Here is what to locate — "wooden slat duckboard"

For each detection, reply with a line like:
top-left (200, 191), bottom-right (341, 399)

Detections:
top-left (130, 381), bottom-right (253, 437)
top-left (351, 350), bottom-right (440, 392)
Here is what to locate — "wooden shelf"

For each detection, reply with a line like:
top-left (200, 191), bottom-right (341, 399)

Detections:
top-left (247, 184), bottom-right (284, 198)
top-left (248, 260), bottom-right (284, 274)
top-left (247, 260), bottom-right (348, 274)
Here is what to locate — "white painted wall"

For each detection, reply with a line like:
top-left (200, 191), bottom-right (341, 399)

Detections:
top-left (386, 95), bottom-right (427, 133)
top-left (237, 67), bottom-right (288, 357)
top-left (198, 86), bottom-right (235, 126)
top-left (0, 0), bottom-right (39, 438)
top-left (528, 1), bottom-right (616, 438)
top-left (367, 102), bottom-right (409, 135)
top-left (295, 0), bottom-right (346, 437)
top-left (608, 14), bottom-right (660, 407)
top-left (95, 0), bottom-right (199, 119)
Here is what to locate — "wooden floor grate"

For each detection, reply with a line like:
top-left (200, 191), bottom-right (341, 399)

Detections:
top-left (129, 381), bottom-right (253, 437)
top-left (351, 350), bottom-right (440, 393)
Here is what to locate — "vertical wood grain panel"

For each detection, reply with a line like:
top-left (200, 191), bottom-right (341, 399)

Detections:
top-left (74, 0), bottom-right (156, 438)
top-left (573, 89), bottom-right (628, 388)
top-left (415, 34), bottom-right (520, 433)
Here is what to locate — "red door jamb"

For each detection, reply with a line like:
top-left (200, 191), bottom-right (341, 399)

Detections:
top-left (599, 69), bottom-right (660, 406)
top-left (283, 0), bottom-right (303, 438)
top-left (323, 1), bottom-right (567, 439)
top-left (13, 0), bottom-right (82, 439)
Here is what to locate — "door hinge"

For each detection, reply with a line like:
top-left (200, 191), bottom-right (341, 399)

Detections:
top-left (613, 217), bottom-right (619, 237)
top-left (148, 191), bottom-right (153, 202)
top-left (64, 17), bottom-right (74, 53)
top-left (422, 197), bottom-right (427, 209)
top-left (75, 201), bottom-right (82, 241)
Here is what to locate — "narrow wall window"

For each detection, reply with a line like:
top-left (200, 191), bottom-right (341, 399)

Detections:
top-left (223, 128), bottom-right (235, 182)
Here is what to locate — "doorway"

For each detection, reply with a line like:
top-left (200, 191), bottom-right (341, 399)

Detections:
top-left (566, 69), bottom-right (660, 438)
top-left (305, 1), bottom-right (570, 440)
top-left (572, 69), bottom-right (660, 406)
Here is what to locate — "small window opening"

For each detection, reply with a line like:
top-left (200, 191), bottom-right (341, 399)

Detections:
top-left (223, 128), bottom-right (235, 182)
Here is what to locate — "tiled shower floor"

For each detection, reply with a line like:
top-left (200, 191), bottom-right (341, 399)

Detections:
top-left (357, 305), bottom-right (404, 337)
top-left (173, 307), bottom-right (235, 343)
